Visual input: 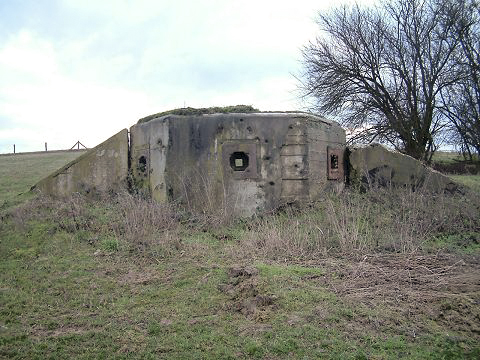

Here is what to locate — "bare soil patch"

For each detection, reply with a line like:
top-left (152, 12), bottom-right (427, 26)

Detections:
top-left (30, 324), bottom-right (90, 339)
top-left (219, 266), bottom-right (277, 319)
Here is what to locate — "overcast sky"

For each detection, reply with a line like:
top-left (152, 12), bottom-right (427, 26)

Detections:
top-left (0, 0), bottom-right (370, 153)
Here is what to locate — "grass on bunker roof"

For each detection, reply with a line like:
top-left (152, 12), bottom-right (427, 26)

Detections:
top-left (137, 105), bottom-right (260, 124)
top-left (1, 152), bottom-right (480, 359)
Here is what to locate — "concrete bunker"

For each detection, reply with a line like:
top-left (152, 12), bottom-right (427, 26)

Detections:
top-left (129, 112), bottom-right (346, 216)
top-left (33, 108), bottom-right (465, 215)
top-left (34, 110), bottom-right (346, 216)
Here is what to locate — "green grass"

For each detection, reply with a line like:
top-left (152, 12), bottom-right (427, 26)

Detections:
top-left (450, 174), bottom-right (480, 192)
top-left (426, 232), bottom-right (480, 254)
top-left (2, 218), bottom-right (479, 359)
top-left (1, 151), bottom-right (479, 359)
top-left (428, 151), bottom-right (480, 191)
top-left (0, 151), bottom-right (86, 207)
top-left (431, 151), bottom-right (465, 164)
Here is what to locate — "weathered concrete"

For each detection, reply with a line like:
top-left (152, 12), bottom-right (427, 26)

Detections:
top-left (130, 112), bottom-right (346, 216)
top-left (33, 111), bottom-right (346, 215)
top-left (34, 108), bottom-right (466, 217)
top-left (348, 144), bottom-right (462, 193)
top-left (34, 129), bottom-right (129, 197)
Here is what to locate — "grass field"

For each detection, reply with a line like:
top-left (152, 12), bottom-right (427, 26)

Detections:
top-left (450, 174), bottom-right (480, 192)
top-left (431, 151), bottom-right (480, 191)
top-left (431, 151), bottom-right (466, 164)
top-left (0, 151), bottom-right (86, 207)
top-left (1, 151), bottom-right (479, 359)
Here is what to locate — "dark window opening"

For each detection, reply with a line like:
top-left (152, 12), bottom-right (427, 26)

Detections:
top-left (229, 152), bottom-right (249, 171)
top-left (330, 154), bottom-right (339, 169)
top-left (138, 156), bottom-right (147, 173)
top-left (327, 147), bottom-right (343, 180)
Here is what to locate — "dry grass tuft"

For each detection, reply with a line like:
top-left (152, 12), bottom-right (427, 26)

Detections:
top-left (5, 184), bottom-right (479, 260)
top-left (6, 191), bottom-right (181, 255)
top-left (111, 193), bottom-right (180, 253)
top-left (237, 208), bottom-right (329, 261)
top-left (233, 187), bottom-right (480, 259)
top-left (174, 169), bottom-right (240, 229)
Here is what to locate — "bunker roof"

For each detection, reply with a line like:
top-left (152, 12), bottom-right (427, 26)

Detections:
top-left (137, 105), bottom-right (259, 124)
top-left (137, 105), bottom-right (338, 127)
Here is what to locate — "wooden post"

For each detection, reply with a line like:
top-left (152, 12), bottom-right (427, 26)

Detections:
top-left (45, 142), bottom-right (47, 152)
top-left (13, 144), bottom-right (15, 154)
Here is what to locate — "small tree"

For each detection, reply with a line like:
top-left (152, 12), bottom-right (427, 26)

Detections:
top-left (300, 0), bottom-right (469, 162)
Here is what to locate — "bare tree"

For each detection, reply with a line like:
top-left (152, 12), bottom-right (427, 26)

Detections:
top-left (300, 0), bottom-right (469, 162)
top-left (442, 1), bottom-right (480, 159)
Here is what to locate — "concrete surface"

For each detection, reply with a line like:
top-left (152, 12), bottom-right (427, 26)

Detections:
top-left (33, 129), bottom-right (129, 197)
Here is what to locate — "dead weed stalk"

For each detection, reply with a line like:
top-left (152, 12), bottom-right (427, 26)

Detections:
top-left (238, 207), bottom-right (329, 260)
top-left (175, 169), bottom-right (237, 228)
top-left (111, 192), bottom-right (180, 253)
top-left (235, 187), bottom-right (479, 258)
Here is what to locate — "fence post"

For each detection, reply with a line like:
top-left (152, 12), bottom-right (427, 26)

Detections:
top-left (13, 144), bottom-right (15, 154)
top-left (45, 142), bottom-right (47, 152)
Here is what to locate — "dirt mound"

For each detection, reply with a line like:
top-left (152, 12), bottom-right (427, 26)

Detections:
top-left (219, 266), bottom-right (276, 318)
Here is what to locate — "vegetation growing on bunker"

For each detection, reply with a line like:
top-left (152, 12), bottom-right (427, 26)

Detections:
top-left (137, 105), bottom-right (259, 124)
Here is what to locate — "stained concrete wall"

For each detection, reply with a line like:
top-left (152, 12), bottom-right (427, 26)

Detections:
top-left (34, 129), bottom-right (129, 197)
top-left (33, 111), bottom-right (465, 216)
top-left (348, 144), bottom-right (463, 193)
top-left (130, 112), bottom-right (346, 216)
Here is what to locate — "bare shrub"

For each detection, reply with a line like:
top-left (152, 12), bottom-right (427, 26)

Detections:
top-left (111, 192), bottom-right (180, 253)
top-left (388, 190), bottom-right (441, 252)
top-left (236, 207), bottom-right (329, 260)
top-left (5, 192), bottom-right (182, 256)
top-left (371, 187), bottom-right (479, 252)
top-left (6, 180), bottom-right (478, 261)
top-left (233, 192), bottom-right (381, 260)
top-left (233, 187), bottom-right (480, 259)
top-left (325, 192), bottom-right (378, 252)
top-left (5, 193), bottom-right (90, 233)
top-left (6, 196), bottom-right (47, 232)
top-left (55, 193), bottom-right (93, 233)
top-left (174, 168), bottom-right (238, 229)
top-left (326, 187), bottom-right (480, 253)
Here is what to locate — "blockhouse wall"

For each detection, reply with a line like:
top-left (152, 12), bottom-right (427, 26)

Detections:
top-left (130, 113), bottom-right (346, 215)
